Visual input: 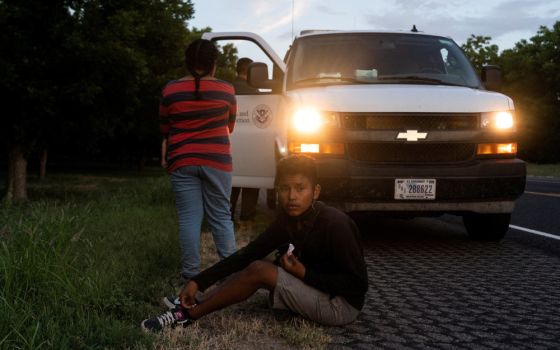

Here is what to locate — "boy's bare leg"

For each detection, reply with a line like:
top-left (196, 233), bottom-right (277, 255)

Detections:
top-left (187, 260), bottom-right (278, 319)
top-left (195, 272), bottom-right (238, 303)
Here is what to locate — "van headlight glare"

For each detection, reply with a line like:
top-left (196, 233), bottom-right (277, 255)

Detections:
top-left (293, 107), bottom-right (322, 133)
top-left (495, 112), bottom-right (514, 129)
top-left (292, 108), bottom-right (340, 133)
top-left (481, 111), bottom-right (514, 130)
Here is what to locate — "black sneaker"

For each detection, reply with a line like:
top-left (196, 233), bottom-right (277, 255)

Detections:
top-left (141, 307), bottom-right (194, 332)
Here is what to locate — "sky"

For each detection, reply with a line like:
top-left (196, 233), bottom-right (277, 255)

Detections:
top-left (189, 0), bottom-right (560, 57)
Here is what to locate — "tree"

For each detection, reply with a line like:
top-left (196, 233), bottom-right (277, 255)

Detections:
top-left (0, 0), bottom-right (76, 202)
top-left (215, 42), bottom-right (238, 82)
top-left (59, 0), bottom-right (194, 167)
top-left (1, 0), bottom-right (240, 203)
top-left (61, 2), bottom-right (237, 171)
top-left (461, 35), bottom-right (500, 73)
top-left (500, 22), bottom-right (560, 162)
top-left (1, 0), bottom-right (199, 201)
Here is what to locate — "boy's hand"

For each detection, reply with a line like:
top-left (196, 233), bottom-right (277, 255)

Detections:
top-left (280, 253), bottom-right (306, 280)
top-left (179, 280), bottom-right (199, 309)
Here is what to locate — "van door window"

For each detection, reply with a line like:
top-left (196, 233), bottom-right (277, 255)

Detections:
top-left (215, 40), bottom-right (276, 95)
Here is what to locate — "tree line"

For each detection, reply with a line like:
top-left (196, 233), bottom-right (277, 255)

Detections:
top-left (1, 0), bottom-right (559, 203)
top-left (1, 0), bottom-right (237, 203)
top-left (461, 23), bottom-right (560, 164)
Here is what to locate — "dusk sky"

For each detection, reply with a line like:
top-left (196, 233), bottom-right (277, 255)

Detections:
top-left (189, 0), bottom-right (560, 57)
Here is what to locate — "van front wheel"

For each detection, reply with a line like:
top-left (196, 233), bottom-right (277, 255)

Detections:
top-left (462, 213), bottom-right (511, 241)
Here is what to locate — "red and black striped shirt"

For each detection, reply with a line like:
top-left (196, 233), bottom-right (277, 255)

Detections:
top-left (159, 79), bottom-right (237, 173)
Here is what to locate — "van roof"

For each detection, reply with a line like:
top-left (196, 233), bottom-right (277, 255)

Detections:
top-left (298, 29), bottom-right (445, 38)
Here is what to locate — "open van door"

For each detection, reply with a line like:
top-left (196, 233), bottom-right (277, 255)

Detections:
top-left (202, 32), bottom-right (286, 189)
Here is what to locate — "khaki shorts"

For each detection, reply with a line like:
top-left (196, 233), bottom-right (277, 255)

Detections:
top-left (271, 268), bottom-right (360, 326)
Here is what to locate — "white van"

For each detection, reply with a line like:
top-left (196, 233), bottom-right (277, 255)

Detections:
top-left (202, 30), bottom-right (526, 240)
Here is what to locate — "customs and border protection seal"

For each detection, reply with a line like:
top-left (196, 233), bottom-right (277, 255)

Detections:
top-left (252, 104), bottom-right (273, 129)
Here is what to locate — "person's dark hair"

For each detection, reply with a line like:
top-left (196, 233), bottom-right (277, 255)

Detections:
top-left (274, 155), bottom-right (318, 187)
top-left (185, 39), bottom-right (218, 100)
top-left (236, 57), bottom-right (253, 75)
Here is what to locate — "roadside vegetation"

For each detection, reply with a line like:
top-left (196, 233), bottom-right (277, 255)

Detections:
top-left (526, 162), bottom-right (560, 177)
top-left (0, 170), bottom-right (330, 349)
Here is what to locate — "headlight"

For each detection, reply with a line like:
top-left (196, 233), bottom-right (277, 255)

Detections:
top-left (292, 108), bottom-right (340, 133)
top-left (293, 107), bottom-right (322, 133)
top-left (481, 111), bottom-right (514, 130)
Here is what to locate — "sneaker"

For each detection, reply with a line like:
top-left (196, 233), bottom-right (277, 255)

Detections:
top-left (163, 296), bottom-right (181, 309)
top-left (141, 307), bottom-right (194, 332)
top-left (164, 293), bottom-right (203, 309)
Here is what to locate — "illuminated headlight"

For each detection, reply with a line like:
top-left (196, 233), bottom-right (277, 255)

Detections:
top-left (293, 108), bottom-right (322, 132)
top-left (481, 111), bottom-right (515, 130)
top-left (292, 108), bottom-right (340, 133)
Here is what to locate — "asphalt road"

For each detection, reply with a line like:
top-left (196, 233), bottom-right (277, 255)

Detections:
top-left (511, 176), bottom-right (560, 238)
top-left (328, 176), bottom-right (560, 349)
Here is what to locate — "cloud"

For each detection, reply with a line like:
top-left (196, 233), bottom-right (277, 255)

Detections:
top-left (251, 0), bottom-right (312, 34)
top-left (363, 0), bottom-right (559, 48)
top-left (315, 4), bottom-right (347, 16)
top-left (277, 30), bottom-right (294, 40)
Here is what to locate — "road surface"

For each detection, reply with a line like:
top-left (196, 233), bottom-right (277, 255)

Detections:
top-left (328, 176), bottom-right (560, 349)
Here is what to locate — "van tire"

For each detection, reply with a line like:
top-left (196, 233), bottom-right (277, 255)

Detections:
top-left (463, 213), bottom-right (511, 241)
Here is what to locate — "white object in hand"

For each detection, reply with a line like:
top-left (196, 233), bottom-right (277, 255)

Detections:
top-left (287, 243), bottom-right (295, 256)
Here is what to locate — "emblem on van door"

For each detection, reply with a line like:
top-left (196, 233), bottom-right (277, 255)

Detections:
top-left (396, 130), bottom-right (428, 141)
top-left (252, 104), bottom-right (273, 129)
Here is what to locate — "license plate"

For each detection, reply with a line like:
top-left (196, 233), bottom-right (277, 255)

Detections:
top-left (395, 179), bottom-right (436, 200)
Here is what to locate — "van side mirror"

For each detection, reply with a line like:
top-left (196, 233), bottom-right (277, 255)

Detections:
top-left (248, 62), bottom-right (281, 90)
top-left (481, 65), bottom-right (502, 91)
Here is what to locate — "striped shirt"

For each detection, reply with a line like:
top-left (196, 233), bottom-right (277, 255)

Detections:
top-left (159, 79), bottom-right (237, 173)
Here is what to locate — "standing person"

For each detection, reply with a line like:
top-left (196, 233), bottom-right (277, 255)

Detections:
top-left (232, 57), bottom-right (258, 94)
top-left (159, 39), bottom-right (237, 282)
top-left (230, 57), bottom-right (260, 221)
top-left (142, 155), bottom-right (368, 332)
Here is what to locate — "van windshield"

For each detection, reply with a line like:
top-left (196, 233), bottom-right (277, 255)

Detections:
top-left (287, 33), bottom-right (481, 89)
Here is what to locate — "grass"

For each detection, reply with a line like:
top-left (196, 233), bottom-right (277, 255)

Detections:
top-left (0, 169), bottom-right (330, 349)
top-left (158, 295), bottom-right (330, 350)
top-left (525, 162), bottom-right (560, 177)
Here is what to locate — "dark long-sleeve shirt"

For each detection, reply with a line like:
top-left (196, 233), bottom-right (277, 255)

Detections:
top-left (191, 202), bottom-right (369, 310)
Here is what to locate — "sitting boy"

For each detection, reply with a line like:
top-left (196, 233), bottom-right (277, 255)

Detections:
top-left (142, 155), bottom-right (368, 331)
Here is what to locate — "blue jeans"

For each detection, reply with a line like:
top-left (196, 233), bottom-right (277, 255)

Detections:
top-left (170, 166), bottom-right (237, 279)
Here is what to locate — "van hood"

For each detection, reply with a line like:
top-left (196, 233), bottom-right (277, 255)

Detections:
top-left (286, 84), bottom-right (514, 112)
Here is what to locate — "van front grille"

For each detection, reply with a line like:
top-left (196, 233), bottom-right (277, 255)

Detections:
top-left (342, 113), bottom-right (479, 130)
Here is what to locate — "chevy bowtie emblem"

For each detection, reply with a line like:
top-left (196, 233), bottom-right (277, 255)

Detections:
top-left (396, 129), bottom-right (428, 141)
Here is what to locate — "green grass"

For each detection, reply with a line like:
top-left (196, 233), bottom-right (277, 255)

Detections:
top-left (526, 162), bottom-right (560, 177)
top-left (0, 169), bottom-right (329, 349)
top-left (1, 171), bottom-right (177, 349)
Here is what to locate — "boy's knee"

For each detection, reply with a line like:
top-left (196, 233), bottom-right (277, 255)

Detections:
top-left (246, 260), bottom-right (272, 274)
top-left (244, 260), bottom-right (277, 285)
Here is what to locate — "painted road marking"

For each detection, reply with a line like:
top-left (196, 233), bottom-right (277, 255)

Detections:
top-left (509, 225), bottom-right (560, 241)
top-left (524, 191), bottom-right (560, 198)
top-left (527, 179), bottom-right (560, 184)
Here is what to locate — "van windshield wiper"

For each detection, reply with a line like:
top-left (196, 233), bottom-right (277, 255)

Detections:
top-left (378, 75), bottom-right (463, 86)
top-left (295, 75), bottom-right (467, 87)
top-left (294, 76), bottom-right (369, 85)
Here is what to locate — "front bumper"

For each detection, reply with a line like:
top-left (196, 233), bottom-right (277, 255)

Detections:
top-left (317, 158), bottom-right (526, 214)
